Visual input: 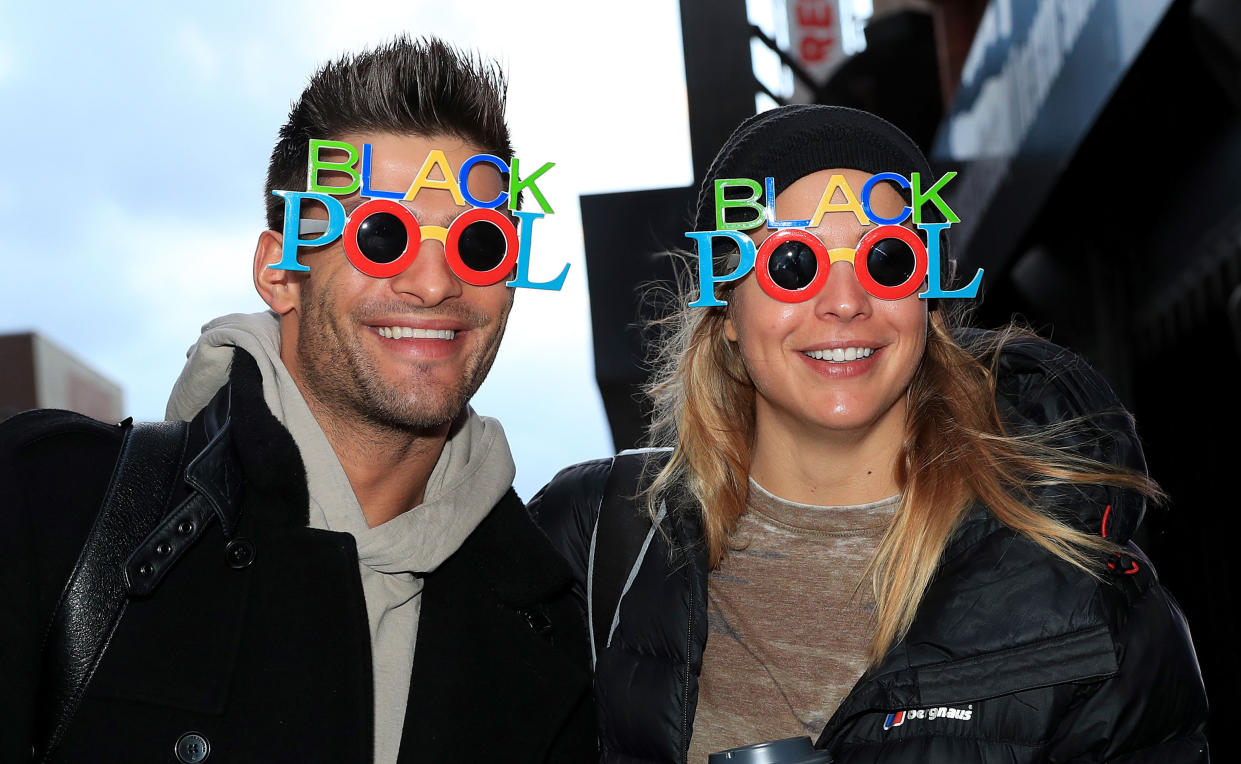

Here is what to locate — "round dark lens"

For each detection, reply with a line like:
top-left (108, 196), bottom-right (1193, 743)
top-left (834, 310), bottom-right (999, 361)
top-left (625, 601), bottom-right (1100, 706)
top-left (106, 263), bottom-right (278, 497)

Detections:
top-left (356, 212), bottom-right (408, 264)
top-left (457, 220), bottom-right (507, 271)
top-left (767, 240), bottom-right (818, 290)
top-left (867, 237), bottom-right (916, 287)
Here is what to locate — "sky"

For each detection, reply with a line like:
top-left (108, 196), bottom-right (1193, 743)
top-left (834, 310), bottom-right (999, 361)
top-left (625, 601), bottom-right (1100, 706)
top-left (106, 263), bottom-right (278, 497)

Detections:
top-left (0, 0), bottom-right (698, 499)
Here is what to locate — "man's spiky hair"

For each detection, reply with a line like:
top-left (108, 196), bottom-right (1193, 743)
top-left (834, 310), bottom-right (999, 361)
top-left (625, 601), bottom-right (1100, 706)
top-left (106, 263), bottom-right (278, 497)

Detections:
top-left (264, 35), bottom-right (511, 230)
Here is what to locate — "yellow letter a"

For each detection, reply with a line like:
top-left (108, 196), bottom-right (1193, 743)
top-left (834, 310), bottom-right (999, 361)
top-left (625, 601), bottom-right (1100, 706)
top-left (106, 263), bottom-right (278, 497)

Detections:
top-left (403, 150), bottom-right (466, 205)
top-left (810, 174), bottom-right (868, 227)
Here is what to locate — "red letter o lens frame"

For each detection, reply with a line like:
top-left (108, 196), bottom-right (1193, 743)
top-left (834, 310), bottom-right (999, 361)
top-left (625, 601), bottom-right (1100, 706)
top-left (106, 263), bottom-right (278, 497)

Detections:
top-left (756, 229), bottom-right (830, 303)
top-left (442, 208), bottom-right (520, 286)
top-left (298, 202), bottom-right (518, 285)
top-left (853, 225), bottom-right (928, 300)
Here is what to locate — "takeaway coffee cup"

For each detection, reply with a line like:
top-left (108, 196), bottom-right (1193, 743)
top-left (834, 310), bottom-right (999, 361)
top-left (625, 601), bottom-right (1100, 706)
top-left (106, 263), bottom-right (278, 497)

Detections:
top-left (707, 736), bottom-right (832, 763)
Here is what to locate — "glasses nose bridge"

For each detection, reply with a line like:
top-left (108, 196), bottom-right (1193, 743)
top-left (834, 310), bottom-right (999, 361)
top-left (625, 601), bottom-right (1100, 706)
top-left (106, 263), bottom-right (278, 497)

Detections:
top-left (814, 259), bottom-right (871, 320)
top-left (419, 224), bottom-right (449, 245)
top-left (826, 246), bottom-right (856, 265)
top-left (384, 233), bottom-right (464, 303)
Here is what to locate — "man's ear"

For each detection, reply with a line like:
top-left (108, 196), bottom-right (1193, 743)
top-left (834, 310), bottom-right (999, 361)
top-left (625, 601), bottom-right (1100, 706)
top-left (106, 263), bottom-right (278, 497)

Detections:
top-left (254, 230), bottom-right (303, 314)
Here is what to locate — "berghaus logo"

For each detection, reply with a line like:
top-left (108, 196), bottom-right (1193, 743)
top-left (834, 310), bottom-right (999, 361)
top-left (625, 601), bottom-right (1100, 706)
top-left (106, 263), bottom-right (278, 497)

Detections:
top-left (883, 705), bottom-right (974, 730)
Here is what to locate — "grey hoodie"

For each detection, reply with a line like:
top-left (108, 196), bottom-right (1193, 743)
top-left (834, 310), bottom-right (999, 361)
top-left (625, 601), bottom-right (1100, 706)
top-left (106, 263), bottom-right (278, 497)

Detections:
top-left (166, 311), bottom-right (516, 764)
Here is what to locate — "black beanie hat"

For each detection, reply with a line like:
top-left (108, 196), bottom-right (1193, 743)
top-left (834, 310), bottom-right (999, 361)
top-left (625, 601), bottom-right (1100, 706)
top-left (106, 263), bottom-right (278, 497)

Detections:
top-left (692, 104), bottom-right (944, 237)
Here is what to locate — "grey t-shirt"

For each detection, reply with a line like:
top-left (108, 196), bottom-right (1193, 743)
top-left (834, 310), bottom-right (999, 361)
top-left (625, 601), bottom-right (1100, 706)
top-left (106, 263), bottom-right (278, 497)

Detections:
top-left (687, 479), bottom-right (900, 762)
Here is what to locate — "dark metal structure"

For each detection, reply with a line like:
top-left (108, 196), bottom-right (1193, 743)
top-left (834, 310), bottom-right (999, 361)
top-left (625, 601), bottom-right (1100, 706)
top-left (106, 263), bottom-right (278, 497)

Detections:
top-left (580, 0), bottom-right (758, 449)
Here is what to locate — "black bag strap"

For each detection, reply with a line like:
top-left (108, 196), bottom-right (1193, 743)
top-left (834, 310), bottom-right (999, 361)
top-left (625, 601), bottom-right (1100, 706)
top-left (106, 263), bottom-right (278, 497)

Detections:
top-left (35, 419), bottom-right (189, 762)
top-left (590, 450), bottom-right (667, 659)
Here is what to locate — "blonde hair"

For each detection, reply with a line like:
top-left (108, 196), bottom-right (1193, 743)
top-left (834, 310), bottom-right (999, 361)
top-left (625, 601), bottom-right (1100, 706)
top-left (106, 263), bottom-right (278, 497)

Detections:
top-left (642, 269), bottom-right (1160, 664)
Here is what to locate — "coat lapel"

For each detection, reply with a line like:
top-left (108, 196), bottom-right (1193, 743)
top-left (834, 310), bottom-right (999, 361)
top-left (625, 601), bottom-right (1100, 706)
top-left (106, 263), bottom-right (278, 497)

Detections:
top-left (397, 491), bottom-right (592, 762)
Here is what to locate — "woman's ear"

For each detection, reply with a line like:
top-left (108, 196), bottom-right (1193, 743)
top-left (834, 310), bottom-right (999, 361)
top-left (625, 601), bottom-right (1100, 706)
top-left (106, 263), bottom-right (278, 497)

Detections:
top-left (253, 230), bottom-right (303, 314)
top-left (723, 299), bottom-right (741, 342)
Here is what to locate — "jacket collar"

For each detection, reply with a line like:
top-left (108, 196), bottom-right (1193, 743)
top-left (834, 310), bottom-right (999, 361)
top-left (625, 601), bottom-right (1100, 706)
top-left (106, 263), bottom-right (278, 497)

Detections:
top-left (184, 348), bottom-right (310, 531)
top-left (182, 377), bottom-right (243, 537)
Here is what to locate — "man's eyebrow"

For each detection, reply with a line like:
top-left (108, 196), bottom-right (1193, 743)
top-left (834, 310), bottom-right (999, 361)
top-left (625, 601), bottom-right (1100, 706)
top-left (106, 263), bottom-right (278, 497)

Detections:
top-left (338, 196), bottom-right (371, 215)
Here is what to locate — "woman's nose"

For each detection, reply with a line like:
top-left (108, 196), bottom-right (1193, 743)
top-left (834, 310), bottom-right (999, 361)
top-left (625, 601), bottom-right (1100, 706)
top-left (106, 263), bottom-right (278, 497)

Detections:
top-left (813, 260), bottom-right (872, 321)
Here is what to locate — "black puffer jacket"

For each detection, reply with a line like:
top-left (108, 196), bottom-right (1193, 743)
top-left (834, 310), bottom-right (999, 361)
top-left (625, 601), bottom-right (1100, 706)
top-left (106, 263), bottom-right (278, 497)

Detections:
top-left (529, 334), bottom-right (1209, 763)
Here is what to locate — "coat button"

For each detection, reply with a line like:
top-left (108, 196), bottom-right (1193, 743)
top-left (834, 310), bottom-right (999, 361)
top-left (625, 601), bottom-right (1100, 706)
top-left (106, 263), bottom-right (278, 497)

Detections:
top-left (174, 731), bottom-right (210, 762)
top-left (225, 538), bottom-right (255, 569)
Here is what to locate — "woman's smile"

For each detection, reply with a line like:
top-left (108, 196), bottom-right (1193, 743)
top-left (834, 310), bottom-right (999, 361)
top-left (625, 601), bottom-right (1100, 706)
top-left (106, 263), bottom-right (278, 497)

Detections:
top-left (724, 169), bottom-right (927, 437)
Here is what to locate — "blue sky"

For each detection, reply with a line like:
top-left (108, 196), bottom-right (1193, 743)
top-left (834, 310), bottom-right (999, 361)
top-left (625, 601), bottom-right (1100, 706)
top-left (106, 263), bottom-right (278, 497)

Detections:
top-left (0, 0), bottom-right (695, 499)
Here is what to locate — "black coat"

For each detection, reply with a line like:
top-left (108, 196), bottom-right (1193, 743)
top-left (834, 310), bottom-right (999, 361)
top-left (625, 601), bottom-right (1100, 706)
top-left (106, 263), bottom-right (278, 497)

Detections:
top-left (0, 350), bottom-right (596, 763)
top-left (529, 335), bottom-right (1209, 763)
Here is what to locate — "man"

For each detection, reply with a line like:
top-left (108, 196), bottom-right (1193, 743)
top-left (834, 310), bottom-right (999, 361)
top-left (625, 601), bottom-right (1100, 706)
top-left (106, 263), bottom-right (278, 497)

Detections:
top-left (0, 37), bottom-right (595, 763)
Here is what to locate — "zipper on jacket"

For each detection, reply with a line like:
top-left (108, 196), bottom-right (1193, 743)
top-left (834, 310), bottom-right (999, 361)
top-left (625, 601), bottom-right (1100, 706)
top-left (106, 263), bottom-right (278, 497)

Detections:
top-left (680, 583), bottom-right (694, 764)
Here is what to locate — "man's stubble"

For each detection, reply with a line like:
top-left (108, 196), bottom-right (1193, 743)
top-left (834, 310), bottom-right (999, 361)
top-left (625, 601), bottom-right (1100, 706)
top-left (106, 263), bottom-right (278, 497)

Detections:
top-left (293, 276), bottom-right (510, 434)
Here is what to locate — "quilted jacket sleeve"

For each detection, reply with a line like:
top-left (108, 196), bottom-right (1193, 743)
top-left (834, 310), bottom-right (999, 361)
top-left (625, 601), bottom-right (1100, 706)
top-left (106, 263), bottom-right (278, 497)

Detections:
top-left (526, 458), bottom-right (613, 626)
top-left (1043, 546), bottom-right (1209, 763)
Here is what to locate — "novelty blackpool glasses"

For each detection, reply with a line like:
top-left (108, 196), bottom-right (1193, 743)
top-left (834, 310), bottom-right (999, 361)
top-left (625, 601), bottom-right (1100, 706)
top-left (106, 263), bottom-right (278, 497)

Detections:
top-left (269, 139), bottom-right (568, 292)
top-left (686, 172), bottom-right (983, 307)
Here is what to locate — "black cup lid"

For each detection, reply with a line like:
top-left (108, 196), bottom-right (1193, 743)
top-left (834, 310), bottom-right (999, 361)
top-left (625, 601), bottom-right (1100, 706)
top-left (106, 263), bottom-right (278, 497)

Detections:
top-left (707, 736), bottom-right (832, 764)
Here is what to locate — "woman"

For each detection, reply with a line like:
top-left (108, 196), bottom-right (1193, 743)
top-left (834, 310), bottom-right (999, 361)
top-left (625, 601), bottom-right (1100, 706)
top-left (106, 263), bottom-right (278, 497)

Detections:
top-left (529, 105), bottom-right (1208, 763)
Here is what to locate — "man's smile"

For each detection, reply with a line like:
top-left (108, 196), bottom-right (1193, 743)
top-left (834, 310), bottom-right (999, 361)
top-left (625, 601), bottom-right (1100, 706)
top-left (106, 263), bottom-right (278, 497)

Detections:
top-left (374, 326), bottom-right (456, 340)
